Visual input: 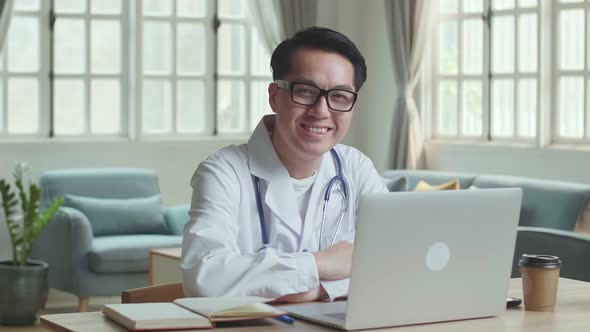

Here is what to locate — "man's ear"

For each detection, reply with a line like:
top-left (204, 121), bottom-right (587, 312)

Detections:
top-left (268, 82), bottom-right (279, 114)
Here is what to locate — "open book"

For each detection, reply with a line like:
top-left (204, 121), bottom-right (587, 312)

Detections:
top-left (102, 296), bottom-right (286, 331)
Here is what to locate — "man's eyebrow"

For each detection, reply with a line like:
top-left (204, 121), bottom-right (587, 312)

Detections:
top-left (292, 78), bottom-right (355, 91)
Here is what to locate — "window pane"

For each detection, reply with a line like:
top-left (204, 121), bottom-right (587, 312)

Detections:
top-left (492, 79), bottom-right (515, 137)
top-left (251, 28), bottom-right (271, 76)
top-left (518, 14), bottom-right (537, 73)
top-left (440, 0), bottom-right (458, 14)
top-left (143, 22), bottom-right (172, 74)
top-left (91, 80), bottom-right (120, 134)
top-left (7, 17), bottom-right (39, 72)
top-left (439, 21), bottom-right (458, 74)
top-left (91, 20), bottom-right (121, 74)
top-left (518, 0), bottom-right (537, 7)
top-left (177, 23), bottom-right (206, 75)
top-left (7, 79), bottom-right (38, 134)
top-left (177, 80), bottom-right (205, 133)
top-left (559, 10), bottom-right (584, 70)
top-left (463, 0), bottom-right (483, 13)
top-left (462, 81), bottom-right (483, 136)
top-left (177, 0), bottom-right (206, 18)
top-left (143, 0), bottom-right (172, 16)
top-left (560, 0), bottom-right (584, 3)
top-left (493, 0), bottom-right (515, 10)
top-left (218, 24), bottom-right (245, 75)
top-left (492, 15), bottom-right (515, 73)
top-left (14, 0), bottom-right (39, 11)
top-left (217, 80), bottom-right (245, 133)
top-left (91, 0), bottom-right (121, 14)
top-left (143, 80), bottom-right (171, 133)
top-left (54, 80), bottom-right (85, 135)
top-left (54, 0), bottom-right (86, 13)
top-left (517, 79), bottom-right (537, 138)
top-left (462, 19), bottom-right (483, 74)
top-left (438, 81), bottom-right (458, 135)
top-left (558, 77), bottom-right (584, 138)
top-left (54, 19), bottom-right (85, 74)
top-left (218, 0), bottom-right (245, 18)
top-left (250, 81), bottom-right (272, 131)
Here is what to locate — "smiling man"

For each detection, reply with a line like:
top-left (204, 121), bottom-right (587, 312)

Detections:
top-left (181, 27), bottom-right (387, 302)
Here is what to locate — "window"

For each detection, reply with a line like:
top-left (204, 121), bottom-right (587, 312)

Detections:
top-left (0, 0), bottom-right (48, 136)
top-left (0, 0), bottom-right (271, 139)
top-left (434, 0), bottom-right (540, 142)
top-left (554, 0), bottom-right (590, 142)
top-left (53, 0), bottom-right (127, 136)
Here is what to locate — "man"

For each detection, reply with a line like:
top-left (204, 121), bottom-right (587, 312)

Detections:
top-left (181, 27), bottom-right (387, 302)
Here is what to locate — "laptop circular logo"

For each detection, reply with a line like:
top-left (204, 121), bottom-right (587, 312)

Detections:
top-left (425, 242), bottom-right (450, 271)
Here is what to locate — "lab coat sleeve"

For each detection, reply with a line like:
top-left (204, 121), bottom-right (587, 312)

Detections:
top-left (321, 279), bottom-right (350, 302)
top-left (181, 153), bottom-right (320, 298)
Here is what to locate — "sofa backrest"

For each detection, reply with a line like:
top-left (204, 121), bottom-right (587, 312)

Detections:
top-left (39, 168), bottom-right (161, 210)
top-left (381, 170), bottom-right (590, 232)
top-left (473, 175), bottom-right (590, 231)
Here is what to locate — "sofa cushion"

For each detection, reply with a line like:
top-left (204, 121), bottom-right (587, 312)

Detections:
top-left (88, 235), bottom-right (183, 273)
top-left (383, 175), bottom-right (408, 192)
top-left (414, 179), bottom-right (460, 191)
top-left (64, 194), bottom-right (168, 236)
top-left (472, 175), bottom-right (590, 231)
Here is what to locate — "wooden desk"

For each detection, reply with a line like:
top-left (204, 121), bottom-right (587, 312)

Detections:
top-left (149, 247), bottom-right (182, 285)
top-left (41, 278), bottom-right (590, 331)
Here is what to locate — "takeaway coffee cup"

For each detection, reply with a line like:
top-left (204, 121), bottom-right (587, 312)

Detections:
top-left (519, 254), bottom-right (561, 311)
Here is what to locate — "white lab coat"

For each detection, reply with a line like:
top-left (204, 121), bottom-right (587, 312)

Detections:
top-left (181, 115), bottom-right (388, 301)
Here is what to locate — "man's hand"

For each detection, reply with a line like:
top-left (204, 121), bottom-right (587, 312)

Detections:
top-left (312, 241), bottom-right (353, 280)
top-left (275, 286), bottom-right (325, 303)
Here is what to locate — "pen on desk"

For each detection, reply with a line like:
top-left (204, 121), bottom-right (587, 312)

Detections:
top-left (274, 315), bottom-right (295, 324)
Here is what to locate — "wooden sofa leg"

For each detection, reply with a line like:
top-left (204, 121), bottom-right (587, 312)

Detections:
top-left (78, 296), bottom-right (89, 312)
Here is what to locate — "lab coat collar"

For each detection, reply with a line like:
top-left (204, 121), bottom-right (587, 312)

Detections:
top-left (247, 115), bottom-right (335, 239)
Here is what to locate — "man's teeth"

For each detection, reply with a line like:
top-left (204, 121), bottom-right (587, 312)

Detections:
top-left (305, 126), bottom-right (328, 134)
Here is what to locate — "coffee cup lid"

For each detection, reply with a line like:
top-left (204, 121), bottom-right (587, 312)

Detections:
top-left (519, 254), bottom-right (561, 268)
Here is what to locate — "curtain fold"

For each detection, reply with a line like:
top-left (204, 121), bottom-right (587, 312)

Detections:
top-left (249, 0), bottom-right (318, 53)
top-left (0, 0), bottom-right (14, 53)
top-left (385, 0), bottom-right (434, 169)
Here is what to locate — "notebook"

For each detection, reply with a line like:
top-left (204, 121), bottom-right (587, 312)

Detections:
top-left (102, 296), bottom-right (286, 331)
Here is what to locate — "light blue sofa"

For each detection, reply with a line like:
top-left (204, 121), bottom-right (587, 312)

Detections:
top-left (381, 170), bottom-right (590, 282)
top-left (31, 169), bottom-right (189, 310)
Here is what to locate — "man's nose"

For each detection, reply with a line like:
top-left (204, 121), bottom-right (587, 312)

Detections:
top-left (308, 94), bottom-right (331, 117)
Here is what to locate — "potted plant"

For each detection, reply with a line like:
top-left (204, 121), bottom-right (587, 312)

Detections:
top-left (0, 163), bottom-right (64, 325)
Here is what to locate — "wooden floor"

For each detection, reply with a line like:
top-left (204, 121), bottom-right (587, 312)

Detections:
top-left (0, 289), bottom-right (119, 332)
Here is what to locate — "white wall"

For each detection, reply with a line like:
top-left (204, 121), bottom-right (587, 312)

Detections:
top-left (426, 142), bottom-right (590, 184)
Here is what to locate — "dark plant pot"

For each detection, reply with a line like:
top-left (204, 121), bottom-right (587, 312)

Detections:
top-left (0, 259), bottom-right (49, 325)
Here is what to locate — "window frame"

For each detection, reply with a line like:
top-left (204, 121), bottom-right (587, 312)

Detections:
top-left (50, 0), bottom-right (129, 138)
top-left (0, 0), bottom-right (50, 138)
top-left (431, 0), bottom-right (543, 145)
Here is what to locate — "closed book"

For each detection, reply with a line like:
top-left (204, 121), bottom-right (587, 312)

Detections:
top-left (102, 296), bottom-right (286, 331)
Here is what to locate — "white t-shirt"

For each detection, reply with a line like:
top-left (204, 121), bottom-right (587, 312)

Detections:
top-left (291, 173), bottom-right (316, 225)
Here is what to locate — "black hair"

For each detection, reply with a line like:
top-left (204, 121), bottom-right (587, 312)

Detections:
top-left (270, 26), bottom-right (367, 91)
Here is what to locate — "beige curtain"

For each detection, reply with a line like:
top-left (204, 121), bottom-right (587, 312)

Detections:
top-left (0, 0), bottom-right (14, 53)
top-left (386, 0), bottom-right (434, 169)
top-left (249, 0), bottom-right (318, 53)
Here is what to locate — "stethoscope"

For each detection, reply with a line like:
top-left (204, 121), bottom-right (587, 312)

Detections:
top-left (253, 148), bottom-right (349, 252)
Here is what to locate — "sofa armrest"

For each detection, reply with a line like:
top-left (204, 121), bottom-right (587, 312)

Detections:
top-left (31, 206), bottom-right (94, 292)
top-left (163, 204), bottom-right (190, 235)
top-left (512, 226), bottom-right (590, 282)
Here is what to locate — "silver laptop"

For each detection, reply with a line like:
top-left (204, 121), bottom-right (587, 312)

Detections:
top-left (282, 188), bottom-right (523, 330)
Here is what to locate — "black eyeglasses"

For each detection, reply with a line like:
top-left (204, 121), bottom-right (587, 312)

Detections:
top-left (275, 80), bottom-right (358, 112)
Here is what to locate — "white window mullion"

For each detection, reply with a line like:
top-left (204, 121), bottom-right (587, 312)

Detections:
top-left (84, 10), bottom-right (91, 134)
top-left (484, 6), bottom-right (492, 141)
